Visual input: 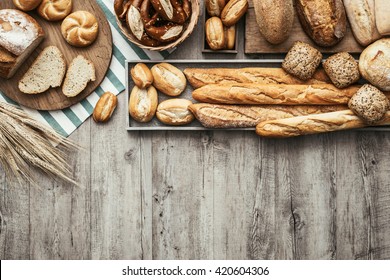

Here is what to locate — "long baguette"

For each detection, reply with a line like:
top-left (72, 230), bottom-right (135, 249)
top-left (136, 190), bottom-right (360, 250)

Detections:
top-left (256, 110), bottom-right (390, 138)
top-left (192, 84), bottom-right (360, 105)
top-left (189, 103), bottom-right (348, 128)
top-left (183, 68), bottom-right (330, 89)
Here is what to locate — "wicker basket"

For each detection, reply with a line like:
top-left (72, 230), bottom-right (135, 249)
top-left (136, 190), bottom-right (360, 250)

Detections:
top-left (116, 0), bottom-right (200, 51)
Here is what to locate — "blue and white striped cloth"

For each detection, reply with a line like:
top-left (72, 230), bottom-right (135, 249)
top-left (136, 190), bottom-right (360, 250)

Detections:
top-left (0, 0), bottom-right (169, 137)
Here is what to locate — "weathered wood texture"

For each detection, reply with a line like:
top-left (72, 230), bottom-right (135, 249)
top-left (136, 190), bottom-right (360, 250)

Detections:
top-left (1, 2), bottom-right (390, 260)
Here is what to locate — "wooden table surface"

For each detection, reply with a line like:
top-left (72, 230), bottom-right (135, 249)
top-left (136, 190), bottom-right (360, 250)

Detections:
top-left (1, 11), bottom-right (390, 260)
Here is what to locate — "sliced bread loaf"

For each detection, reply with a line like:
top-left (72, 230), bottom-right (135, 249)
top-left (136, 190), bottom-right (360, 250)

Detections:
top-left (18, 46), bottom-right (66, 94)
top-left (62, 55), bottom-right (96, 97)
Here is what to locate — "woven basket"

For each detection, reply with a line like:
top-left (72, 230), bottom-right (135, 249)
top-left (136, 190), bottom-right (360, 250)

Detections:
top-left (116, 0), bottom-right (200, 51)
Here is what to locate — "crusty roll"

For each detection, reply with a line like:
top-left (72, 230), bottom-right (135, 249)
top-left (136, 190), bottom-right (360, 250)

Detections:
top-left (221, 0), bottom-right (248, 27)
top-left (129, 85), bottom-right (158, 123)
top-left (375, 0), bottom-right (390, 36)
top-left (189, 103), bottom-right (348, 128)
top-left (61, 11), bottom-right (99, 47)
top-left (183, 67), bottom-right (330, 89)
top-left (296, 0), bottom-right (347, 47)
top-left (253, 0), bottom-right (294, 44)
top-left (13, 0), bottom-right (42, 11)
top-left (224, 25), bottom-right (236, 50)
top-left (205, 17), bottom-right (226, 50)
top-left (131, 63), bottom-right (153, 89)
top-left (151, 63), bottom-right (186, 96)
top-left (156, 99), bottom-right (194, 125)
top-left (38, 0), bottom-right (72, 21)
top-left (256, 110), bottom-right (390, 138)
top-left (343, 0), bottom-right (381, 46)
top-left (206, 0), bottom-right (226, 17)
top-left (192, 84), bottom-right (359, 105)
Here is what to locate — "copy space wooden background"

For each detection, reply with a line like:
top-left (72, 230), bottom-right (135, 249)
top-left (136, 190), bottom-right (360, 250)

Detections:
top-left (1, 5), bottom-right (390, 260)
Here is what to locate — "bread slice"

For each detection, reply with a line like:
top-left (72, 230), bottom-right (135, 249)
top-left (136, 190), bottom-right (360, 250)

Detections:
top-left (62, 55), bottom-right (96, 97)
top-left (18, 46), bottom-right (66, 94)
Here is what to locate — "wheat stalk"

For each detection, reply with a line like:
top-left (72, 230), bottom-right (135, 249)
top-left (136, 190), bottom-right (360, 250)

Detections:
top-left (0, 101), bottom-right (79, 186)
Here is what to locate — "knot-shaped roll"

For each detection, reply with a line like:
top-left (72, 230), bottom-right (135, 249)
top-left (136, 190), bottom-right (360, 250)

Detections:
top-left (61, 11), bottom-right (99, 47)
top-left (38, 0), bottom-right (72, 21)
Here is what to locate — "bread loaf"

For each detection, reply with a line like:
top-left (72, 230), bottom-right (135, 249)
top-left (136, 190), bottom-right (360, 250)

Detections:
top-left (375, 0), bottom-right (390, 36)
top-left (253, 0), bottom-right (294, 44)
top-left (61, 11), bottom-right (99, 47)
top-left (183, 67), bottom-right (330, 89)
top-left (256, 110), bottom-right (390, 138)
top-left (189, 103), bottom-right (347, 128)
top-left (296, 0), bottom-right (347, 47)
top-left (344, 0), bottom-right (381, 46)
top-left (0, 9), bottom-right (45, 79)
top-left (192, 84), bottom-right (359, 105)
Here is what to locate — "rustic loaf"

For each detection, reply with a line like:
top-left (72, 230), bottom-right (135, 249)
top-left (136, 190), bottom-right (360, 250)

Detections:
top-left (253, 0), bottom-right (294, 44)
top-left (189, 103), bottom-right (348, 128)
top-left (296, 0), bottom-right (347, 47)
top-left (256, 110), bottom-right (390, 138)
top-left (183, 67), bottom-right (330, 89)
top-left (0, 9), bottom-right (45, 79)
top-left (343, 0), bottom-right (381, 46)
top-left (192, 84), bottom-right (360, 105)
top-left (375, 0), bottom-right (390, 36)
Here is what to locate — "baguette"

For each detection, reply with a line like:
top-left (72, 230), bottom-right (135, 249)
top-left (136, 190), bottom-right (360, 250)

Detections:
top-left (189, 103), bottom-right (347, 128)
top-left (183, 68), bottom-right (330, 89)
top-left (192, 84), bottom-right (360, 105)
top-left (256, 110), bottom-right (390, 138)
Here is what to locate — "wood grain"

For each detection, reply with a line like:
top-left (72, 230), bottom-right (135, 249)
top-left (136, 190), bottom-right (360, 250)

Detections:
top-left (245, 1), bottom-right (363, 54)
top-left (0, 0), bottom-right (112, 110)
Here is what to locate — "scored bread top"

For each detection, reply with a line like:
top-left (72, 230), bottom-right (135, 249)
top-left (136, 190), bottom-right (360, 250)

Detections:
top-left (0, 9), bottom-right (44, 56)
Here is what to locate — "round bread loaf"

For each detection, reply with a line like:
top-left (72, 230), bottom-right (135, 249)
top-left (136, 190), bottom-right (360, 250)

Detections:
top-left (359, 39), bottom-right (390, 91)
top-left (61, 11), bottom-right (99, 47)
top-left (38, 0), bottom-right (72, 21)
top-left (13, 0), bottom-right (42, 11)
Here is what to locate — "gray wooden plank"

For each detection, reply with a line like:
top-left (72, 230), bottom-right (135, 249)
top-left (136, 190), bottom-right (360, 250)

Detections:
top-left (151, 131), bottom-right (214, 259)
top-left (0, 169), bottom-right (30, 259)
top-left (29, 123), bottom-right (91, 260)
top-left (90, 93), bottom-right (151, 259)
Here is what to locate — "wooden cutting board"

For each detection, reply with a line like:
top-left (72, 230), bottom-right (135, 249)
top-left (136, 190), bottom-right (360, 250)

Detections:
top-left (245, 0), bottom-right (363, 54)
top-left (0, 0), bottom-right (112, 110)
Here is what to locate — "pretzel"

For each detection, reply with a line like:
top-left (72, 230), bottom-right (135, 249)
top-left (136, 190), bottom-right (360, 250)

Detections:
top-left (114, 0), bottom-right (131, 20)
top-left (150, 0), bottom-right (191, 24)
top-left (141, 0), bottom-right (184, 43)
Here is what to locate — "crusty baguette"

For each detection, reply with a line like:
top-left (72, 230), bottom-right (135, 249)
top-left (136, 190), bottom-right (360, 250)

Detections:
top-left (256, 110), bottom-right (390, 138)
top-left (183, 68), bottom-right (330, 89)
top-left (344, 0), bottom-right (381, 46)
top-left (189, 103), bottom-right (347, 128)
top-left (192, 84), bottom-right (360, 105)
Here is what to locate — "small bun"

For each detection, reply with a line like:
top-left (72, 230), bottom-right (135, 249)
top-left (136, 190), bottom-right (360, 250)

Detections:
top-left (38, 0), bottom-right (72, 21)
top-left (61, 11), bottom-right (99, 47)
top-left (13, 0), bottom-right (42, 11)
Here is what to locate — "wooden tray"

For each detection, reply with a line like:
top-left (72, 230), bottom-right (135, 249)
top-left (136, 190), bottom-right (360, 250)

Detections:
top-left (245, 0), bottom-right (363, 54)
top-left (126, 60), bottom-right (390, 131)
top-left (0, 0), bottom-right (112, 110)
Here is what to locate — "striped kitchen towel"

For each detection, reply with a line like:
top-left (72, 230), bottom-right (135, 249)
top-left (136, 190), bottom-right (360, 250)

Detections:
top-left (0, 0), bottom-right (170, 137)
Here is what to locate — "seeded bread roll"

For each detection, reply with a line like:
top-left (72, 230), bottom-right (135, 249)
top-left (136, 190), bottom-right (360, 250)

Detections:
top-left (322, 52), bottom-right (360, 88)
top-left (189, 103), bottom-right (347, 128)
top-left (183, 67), bottom-right (330, 89)
top-left (282, 41), bottom-right (322, 80)
top-left (348, 84), bottom-right (390, 124)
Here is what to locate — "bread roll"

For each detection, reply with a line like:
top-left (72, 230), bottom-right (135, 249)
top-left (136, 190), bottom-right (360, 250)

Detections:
top-left (205, 17), bottom-right (226, 50)
top-left (256, 110), bottom-right (390, 138)
top-left (253, 0), bottom-right (294, 44)
top-left (61, 11), bottom-right (99, 47)
top-left (322, 52), bottom-right (360, 88)
top-left (192, 84), bottom-right (359, 105)
top-left (156, 99), bottom-right (194, 125)
top-left (296, 0), bottom-right (347, 47)
top-left (189, 103), bottom-right (347, 128)
top-left (129, 85), bottom-right (158, 122)
top-left (375, 0), bottom-right (390, 36)
top-left (151, 63), bottom-right (186, 96)
top-left (359, 39), bottom-right (390, 91)
top-left (221, 0), bottom-right (248, 27)
top-left (224, 25), bottom-right (236, 50)
top-left (183, 67), bottom-right (330, 89)
top-left (38, 0), bottom-right (72, 21)
top-left (343, 0), bottom-right (381, 46)
top-left (93, 92), bottom-right (118, 123)
top-left (206, 0), bottom-right (226, 17)
top-left (131, 63), bottom-right (153, 89)
top-left (13, 0), bottom-right (42, 11)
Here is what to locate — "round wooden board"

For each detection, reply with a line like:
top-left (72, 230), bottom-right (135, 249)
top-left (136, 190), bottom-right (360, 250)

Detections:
top-left (0, 0), bottom-right (113, 110)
